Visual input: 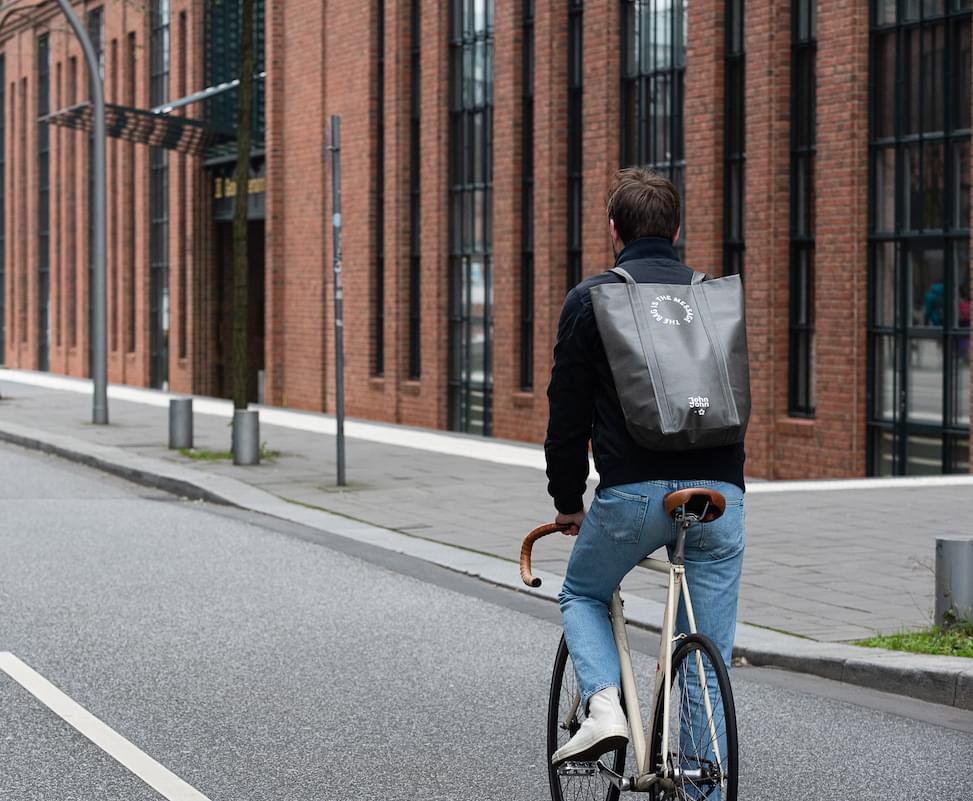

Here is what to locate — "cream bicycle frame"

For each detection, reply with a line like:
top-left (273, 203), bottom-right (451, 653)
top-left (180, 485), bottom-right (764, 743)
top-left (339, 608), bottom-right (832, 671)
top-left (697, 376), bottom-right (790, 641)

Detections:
top-left (603, 555), bottom-right (725, 793)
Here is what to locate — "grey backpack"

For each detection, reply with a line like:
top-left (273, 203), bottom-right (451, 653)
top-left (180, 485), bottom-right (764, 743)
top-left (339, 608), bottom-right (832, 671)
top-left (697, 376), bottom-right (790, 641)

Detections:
top-left (590, 266), bottom-right (751, 451)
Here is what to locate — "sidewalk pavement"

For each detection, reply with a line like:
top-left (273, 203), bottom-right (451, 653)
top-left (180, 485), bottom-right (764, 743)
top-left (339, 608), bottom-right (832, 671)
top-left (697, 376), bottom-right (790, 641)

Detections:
top-left (1, 368), bottom-right (971, 710)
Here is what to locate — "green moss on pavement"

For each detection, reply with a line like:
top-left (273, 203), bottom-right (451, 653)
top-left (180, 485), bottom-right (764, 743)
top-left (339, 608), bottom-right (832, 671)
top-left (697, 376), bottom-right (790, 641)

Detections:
top-left (856, 623), bottom-right (973, 658)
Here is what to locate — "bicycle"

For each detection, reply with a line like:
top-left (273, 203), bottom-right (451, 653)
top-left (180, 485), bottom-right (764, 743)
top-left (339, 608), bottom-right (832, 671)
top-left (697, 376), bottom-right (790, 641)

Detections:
top-left (520, 487), bottom-right (738, 801)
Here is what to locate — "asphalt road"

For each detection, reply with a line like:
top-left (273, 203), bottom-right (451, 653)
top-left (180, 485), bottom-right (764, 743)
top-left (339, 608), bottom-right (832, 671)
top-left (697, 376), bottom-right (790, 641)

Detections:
top-left (1, 443), bottom-right (971, 800)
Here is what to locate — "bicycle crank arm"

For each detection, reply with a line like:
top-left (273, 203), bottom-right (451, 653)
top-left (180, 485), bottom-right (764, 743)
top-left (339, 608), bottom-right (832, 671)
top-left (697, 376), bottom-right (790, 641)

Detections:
top-left (594, 760), bottom-right (635, 792)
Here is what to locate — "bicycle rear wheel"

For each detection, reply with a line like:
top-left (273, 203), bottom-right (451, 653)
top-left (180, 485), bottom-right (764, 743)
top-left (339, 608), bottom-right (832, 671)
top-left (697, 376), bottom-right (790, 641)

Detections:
top-left (547, 634), bottom-right (627, 801)
top-left (649, 633), bottom-right (738, 801)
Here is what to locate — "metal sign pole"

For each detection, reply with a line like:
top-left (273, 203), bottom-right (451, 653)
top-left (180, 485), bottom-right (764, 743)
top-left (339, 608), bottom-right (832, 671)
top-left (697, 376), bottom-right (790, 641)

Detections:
top-left (56, 0), bottom-right (107, 424)
top-left (329, 115), bottom-right (346, 486)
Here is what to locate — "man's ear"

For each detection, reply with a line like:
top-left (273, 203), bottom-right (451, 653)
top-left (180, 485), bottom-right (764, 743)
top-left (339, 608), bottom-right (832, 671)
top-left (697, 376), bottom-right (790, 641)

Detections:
top-left (672, 225), bottom-right (682, 245)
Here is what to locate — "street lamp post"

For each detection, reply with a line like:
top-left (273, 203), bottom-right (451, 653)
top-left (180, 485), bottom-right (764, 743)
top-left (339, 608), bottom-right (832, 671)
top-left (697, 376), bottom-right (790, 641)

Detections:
top-left (54, 0), bottom-right (108, 424)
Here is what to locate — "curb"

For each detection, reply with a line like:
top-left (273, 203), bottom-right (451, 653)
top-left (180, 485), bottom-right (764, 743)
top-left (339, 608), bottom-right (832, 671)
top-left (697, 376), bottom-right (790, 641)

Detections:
top-left (1, 419), bottom-right (971, 711)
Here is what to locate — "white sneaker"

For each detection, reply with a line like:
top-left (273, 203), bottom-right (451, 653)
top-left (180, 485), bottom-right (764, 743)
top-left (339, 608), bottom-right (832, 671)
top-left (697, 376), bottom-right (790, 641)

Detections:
top-left (551, 687), bottom-right (629, 766)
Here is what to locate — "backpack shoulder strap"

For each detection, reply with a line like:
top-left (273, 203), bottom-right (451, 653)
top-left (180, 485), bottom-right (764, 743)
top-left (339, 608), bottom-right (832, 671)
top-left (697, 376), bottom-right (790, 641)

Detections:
top-left (691, 270), bottom-right (707, 285)
top-left (610, 266), bottom-right (636, 284)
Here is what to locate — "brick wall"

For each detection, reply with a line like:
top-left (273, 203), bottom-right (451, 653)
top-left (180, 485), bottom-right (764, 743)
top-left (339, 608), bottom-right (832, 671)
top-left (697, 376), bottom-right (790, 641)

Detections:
top-left (0, 0), bottom-right (969, 478)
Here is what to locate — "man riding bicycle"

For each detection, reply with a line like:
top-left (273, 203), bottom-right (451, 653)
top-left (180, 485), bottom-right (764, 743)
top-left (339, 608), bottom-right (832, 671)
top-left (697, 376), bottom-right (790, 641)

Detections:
top-left (545, 168), bottom-right (746, 766)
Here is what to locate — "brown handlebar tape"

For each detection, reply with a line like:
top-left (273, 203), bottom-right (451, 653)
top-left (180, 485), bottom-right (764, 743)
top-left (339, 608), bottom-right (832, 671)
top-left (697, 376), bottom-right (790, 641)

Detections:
top-left (519, 522), bottom-right (570, 588)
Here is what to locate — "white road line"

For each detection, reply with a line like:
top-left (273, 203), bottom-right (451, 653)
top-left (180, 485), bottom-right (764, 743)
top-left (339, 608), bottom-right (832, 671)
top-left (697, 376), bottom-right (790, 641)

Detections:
top-left (4, 367), bottom-right (973, 493)
top-left (0, 652), bottom-right (213, 801)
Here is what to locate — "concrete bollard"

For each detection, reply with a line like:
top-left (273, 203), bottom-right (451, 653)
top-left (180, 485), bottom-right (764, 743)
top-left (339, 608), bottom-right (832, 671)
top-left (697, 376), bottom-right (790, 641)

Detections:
top-left (935, 538), bottom-right (973, 627)
top-left (232, 409), bottom-right (260, 466)
top-left (168, 398), bottom-right (193, 450)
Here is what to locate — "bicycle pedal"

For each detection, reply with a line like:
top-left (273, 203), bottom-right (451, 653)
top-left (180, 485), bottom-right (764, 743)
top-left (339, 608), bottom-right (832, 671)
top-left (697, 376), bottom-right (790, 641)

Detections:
top-left (557, 761), bottom-right (599, 777)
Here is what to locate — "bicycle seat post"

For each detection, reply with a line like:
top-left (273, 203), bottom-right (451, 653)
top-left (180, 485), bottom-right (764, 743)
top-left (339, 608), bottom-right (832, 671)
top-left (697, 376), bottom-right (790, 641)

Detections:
top-left (671, 508), bottom-right (701, 567)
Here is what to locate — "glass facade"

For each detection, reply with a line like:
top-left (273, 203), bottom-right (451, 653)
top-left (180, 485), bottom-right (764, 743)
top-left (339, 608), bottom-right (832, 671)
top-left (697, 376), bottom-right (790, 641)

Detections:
top-left (790, 0), bottom-right (816, 416)
top-left (409, 0), bottom-right (421, 379)
top-left (567, 0), bottom-right (583, 289)
top-left (521, 0), bottom-right (534, 391)
top-left (448, 0), bottom-right (494, 435)
top-left (150, 0), bottom-right (169, 389)
top-left (621, 0), bottom-right (687, 256)
top-left (38, 37), bottom-right (50, 371)
top-left (724, 0), bottom-right (745, 276)
top-left (868, 0), bottom-right (971, 475)
top-left (373, 0), bottom-right (385, 377)
top-left (204, 0), bottom-right (265, 156)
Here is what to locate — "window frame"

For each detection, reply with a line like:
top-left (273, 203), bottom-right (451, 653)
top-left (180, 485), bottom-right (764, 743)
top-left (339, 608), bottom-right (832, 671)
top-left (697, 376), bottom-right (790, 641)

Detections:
top-left (447, 0), bottom-right (495, 435)
top-left (724, 0), bottom-right (746, 277)
top-left (520, 0), bottom-right (535, 391)
top-left (620, 0), bottom-right (688, 258)
top-left (789, 0), bottom-right (817, 417)
top-left (866, 0), bottom-right (972, 475)
top-left (567, 0), bottom-right (583, 290)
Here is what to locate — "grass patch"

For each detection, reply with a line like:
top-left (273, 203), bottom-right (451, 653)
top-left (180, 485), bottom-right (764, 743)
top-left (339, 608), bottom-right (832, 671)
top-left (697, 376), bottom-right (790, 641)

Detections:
top-left (179, 447), bottom-right (232, 461)
top-left (856, 622), bottom-right (973, 658)
top-left (178, 443), bottom-right (281, 463)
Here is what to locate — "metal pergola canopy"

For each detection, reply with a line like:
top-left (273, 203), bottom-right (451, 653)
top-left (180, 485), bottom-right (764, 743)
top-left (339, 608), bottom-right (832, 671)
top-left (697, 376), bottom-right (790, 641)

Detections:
top-left (39, 101), bottom-right (234, 156)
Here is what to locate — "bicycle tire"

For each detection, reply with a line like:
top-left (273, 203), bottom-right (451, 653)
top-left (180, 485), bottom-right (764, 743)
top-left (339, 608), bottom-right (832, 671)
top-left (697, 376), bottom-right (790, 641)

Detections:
top-left (648, 633), bottom-right (738, 801)
top-left (547, 634), bottom-right (627, 801)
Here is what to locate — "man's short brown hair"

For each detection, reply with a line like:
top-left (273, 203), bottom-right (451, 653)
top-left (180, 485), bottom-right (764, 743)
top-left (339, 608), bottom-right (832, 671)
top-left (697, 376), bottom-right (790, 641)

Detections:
top-left (606, 167), bottom-right (681, 244)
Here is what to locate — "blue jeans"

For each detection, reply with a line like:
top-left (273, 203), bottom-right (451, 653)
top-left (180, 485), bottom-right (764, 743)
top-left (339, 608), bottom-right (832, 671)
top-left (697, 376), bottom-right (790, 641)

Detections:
top-left (559, 479), bottom-right (745, 712)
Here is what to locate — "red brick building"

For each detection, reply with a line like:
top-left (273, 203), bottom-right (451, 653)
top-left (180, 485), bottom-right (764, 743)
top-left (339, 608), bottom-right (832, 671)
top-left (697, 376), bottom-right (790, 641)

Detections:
top-left (0, 0), bottom-right (970, 478)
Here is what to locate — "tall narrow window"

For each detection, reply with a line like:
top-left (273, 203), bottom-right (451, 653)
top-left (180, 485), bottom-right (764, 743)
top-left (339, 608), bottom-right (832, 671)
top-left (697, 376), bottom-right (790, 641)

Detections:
top-left (0, 56), bottom-right (5, 364)
top-left (178, 12), bottom-right (187, 360)
top-left (868, 1), bottom-right (971, 475)
top-left (373, 0), bottom-right (385, 377)
top-left (68, 59), bottom-right (77, 348)
top-left (724, 0), bottom-right (745, 276)
top-left (789, 0), bottom-right (815, 416)
top-left (520, 0), bottom-right (534, 390)
top-left (125, 36), bottom-right (135, 353)
top-left (37, 36), bottom-right (50, 371)
top-left (448, 0), bottom-right (494, 435)
top-left (621, 0), bottom-right (687, 256)
top-left (150, 0), bottom-right (170, 389)
top-left (87, 9), bottom-right (103, 369)
top-left (18, 79), bottom-right (25, 343)
top-left (110, 39), bottom-right (118, 353)
top-left (567, 0), bottom-right (583, 289)
top-left (408, 0), bottom-right (421, 379)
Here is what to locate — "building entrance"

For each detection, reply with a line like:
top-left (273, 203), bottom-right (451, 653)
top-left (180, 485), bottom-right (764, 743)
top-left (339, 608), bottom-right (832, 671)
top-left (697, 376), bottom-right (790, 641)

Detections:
top-left (214, 221), bottom-right (265, 404)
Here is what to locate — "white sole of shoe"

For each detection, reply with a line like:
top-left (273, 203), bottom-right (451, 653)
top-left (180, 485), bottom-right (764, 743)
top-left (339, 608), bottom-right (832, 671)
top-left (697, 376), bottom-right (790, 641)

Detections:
top-left (551, 734), bottom-right (628, 767)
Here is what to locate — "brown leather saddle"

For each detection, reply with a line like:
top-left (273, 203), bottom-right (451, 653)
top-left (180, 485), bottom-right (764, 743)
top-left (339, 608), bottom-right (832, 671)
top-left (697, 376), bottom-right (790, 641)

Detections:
top-left (663, 488), bottom-right (726, 523)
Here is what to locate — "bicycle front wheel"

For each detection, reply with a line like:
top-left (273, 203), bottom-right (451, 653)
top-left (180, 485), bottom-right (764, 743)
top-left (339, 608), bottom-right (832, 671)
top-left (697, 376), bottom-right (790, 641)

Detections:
top-left (547, 634), bottom-right (627, 801)
top-left (649, 633), bottom-right (738, 801)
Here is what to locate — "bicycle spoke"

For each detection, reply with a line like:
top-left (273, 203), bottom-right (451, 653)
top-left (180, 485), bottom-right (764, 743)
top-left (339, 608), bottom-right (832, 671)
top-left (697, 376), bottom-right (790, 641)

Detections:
top-left (549, 643), bottom-right (624, 801)
top-left (658, 638), bottom-right (734, 801)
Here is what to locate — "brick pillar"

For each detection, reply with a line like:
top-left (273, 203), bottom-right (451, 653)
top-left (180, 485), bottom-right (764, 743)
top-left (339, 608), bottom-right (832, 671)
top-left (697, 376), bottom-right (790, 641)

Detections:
top-left (530, 0), bottom-right (570, 439)
top-left (743, 0), bottom-right (791, 478)
top-left (815, 0), bottom-right (869, 476)
top-left (264, 0), bottom-right (285, 405)
top-left (684, 0), bottom-right (724, 274)
top-left (581, 0), bottom-right (620, 280)
top-left (491, 0), bottom-right (521, 438)
top-left (272, 0), bottom-right (327, 411)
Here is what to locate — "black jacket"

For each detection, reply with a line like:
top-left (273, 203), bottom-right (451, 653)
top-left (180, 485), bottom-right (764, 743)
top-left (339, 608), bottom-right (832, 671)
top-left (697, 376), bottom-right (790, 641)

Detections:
top-left (544, 237), bottom-right (746, 514)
